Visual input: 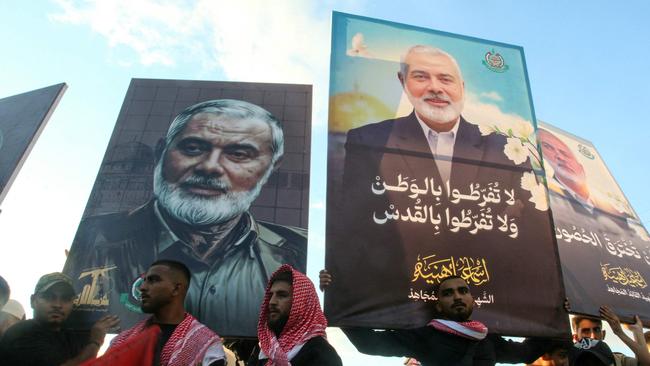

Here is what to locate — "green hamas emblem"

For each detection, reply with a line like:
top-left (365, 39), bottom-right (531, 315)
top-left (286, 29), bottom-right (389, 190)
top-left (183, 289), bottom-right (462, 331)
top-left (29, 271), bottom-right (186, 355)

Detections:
top-left (482, 49), bottom-right (509, 73)
top-left (578, 144), bottom-right (595, 160)
top-left (118, 275), bottom-right (144, 313)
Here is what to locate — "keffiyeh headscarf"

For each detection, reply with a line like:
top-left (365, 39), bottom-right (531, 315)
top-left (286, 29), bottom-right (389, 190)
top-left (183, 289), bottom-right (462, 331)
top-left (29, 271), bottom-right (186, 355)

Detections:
top-left (257, 264), bottom-right (327, 366)
top-left (110, 313), bottom-right (222, 366)
top-left (427, 318), bottom-right (488, 340)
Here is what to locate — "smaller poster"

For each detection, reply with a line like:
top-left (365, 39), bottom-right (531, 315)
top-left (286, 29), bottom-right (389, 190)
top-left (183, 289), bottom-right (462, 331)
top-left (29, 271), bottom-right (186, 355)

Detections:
top-left (0, 83), bottom-right (66, 205)
top-left (539, 122), bottom-right (650, 323)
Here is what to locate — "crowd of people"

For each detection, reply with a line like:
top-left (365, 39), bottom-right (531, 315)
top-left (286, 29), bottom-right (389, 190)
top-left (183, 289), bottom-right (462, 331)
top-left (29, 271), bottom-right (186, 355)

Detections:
top-left (0, 269), bottom-right (649, 366)
top-left (0, 264), bottom-right (342, 366)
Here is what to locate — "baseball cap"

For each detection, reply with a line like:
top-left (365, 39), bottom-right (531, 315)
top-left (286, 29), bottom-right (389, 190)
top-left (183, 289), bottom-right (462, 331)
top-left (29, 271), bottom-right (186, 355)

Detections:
top-left (34, 272), bottom-right (75, 296)
top-left (569, 338), bottom-right (615, 365)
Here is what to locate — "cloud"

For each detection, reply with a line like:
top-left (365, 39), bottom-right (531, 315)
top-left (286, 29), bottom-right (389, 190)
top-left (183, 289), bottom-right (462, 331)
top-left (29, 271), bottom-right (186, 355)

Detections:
top-left (49, 0), bottom-right (202, 66)
top-left (479, 91), bottom-right (503, 102)
top-left (463, 92), bottom-right (534, 139)
top-left (48, 0), bottom-right (349, 127)
top-left (49, 1), bottom-right (330, 81)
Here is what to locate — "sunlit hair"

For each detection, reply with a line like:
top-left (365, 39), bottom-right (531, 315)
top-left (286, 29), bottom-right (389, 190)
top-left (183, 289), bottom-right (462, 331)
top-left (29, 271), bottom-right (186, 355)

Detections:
top-left (399, 45), bottom-right (464, 82)
top-left (572, 315), bottom-right (602, 331)
top-left (163, 99), bottom-right (284, 165)
top-left (153, 99), bottom-right (280, 226)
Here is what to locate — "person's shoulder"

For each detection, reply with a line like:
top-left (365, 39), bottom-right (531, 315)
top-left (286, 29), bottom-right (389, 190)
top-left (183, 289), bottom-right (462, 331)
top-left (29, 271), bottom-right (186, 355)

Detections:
top-left (80, 200), bottom-right (154, 228)
top-left (256, 221), bottom-right (307, 247)
top-left (3, 319), bottom-right (40, 335)
top-left (298, 336), bottom-right (342, 365)
top-left (346, 116), bottom-right (407, 146)
top-left (75, 201), bottom-right (157, 241)
top-left (349, 118), bottom-right (398, 134)
top-left (304, 336), bottom-right (335, 349)
top-left (0, 319), bottom-right (41, 342)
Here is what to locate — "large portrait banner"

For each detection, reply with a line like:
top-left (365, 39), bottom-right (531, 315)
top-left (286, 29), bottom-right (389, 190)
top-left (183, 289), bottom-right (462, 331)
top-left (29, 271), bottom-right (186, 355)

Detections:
top-left (325, 12), bottom-right (567, 337)
top-left (63, 79), bottom-right (312, 337)
top-left (539, 122), bottom-right (650, 324)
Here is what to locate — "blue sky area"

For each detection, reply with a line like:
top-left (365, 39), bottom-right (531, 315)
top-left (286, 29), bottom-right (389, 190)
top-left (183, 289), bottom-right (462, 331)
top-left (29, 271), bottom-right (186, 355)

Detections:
top-left (1, 1), bottom-right (649, 364)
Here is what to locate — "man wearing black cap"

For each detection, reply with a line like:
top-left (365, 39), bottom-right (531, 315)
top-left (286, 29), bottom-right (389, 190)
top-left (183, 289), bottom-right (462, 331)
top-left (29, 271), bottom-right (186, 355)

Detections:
top-left (569, 338), bottom-right (616, 366)
top-left (0, 272), bottom-right (119, 366)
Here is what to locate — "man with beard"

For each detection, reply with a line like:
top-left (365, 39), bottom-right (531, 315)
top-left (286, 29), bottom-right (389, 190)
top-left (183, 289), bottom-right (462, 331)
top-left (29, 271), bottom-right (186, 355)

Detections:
top-left (326, 44), bottom-right (561, 333)
top-left (537, 128), bottom-right (632, 219)
top-left (0, 273), bottom-right (119, 366)
top-left (248, 264), bottom-right (341, 366)
top-left (64, 99), bottom-right (306, 338)
top-left (107, 260), bottom-right (225, 366)
top-left (322, 272), bottom-right (548, 366)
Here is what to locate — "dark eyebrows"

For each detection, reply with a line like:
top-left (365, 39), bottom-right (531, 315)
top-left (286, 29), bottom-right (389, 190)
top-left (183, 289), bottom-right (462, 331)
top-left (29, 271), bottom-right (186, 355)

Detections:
top-left (409, 70), bottom-right (428, 76)
top-left (441, 285), bottom-right (469, 295)
top-left (438, 73), bottom-right (456, 81)
top-left (224, 142), bottom-right (260, 153)
top-left (176, 137), bottom-right (211, 149)
top-left (175, 137), bottom-right (261, 154)
top-left (146, 274), bottom-right (161, 281)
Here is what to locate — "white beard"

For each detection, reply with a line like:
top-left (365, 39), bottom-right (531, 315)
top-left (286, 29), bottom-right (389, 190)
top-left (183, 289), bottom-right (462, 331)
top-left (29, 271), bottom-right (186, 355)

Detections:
top-left (406, 89), bottom-right (464, 125)
top-left (153, 161), bottom-right (272, 226)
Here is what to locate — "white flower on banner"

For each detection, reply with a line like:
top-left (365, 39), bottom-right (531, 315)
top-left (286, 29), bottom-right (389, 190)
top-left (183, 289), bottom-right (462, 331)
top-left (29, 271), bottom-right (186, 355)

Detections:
top-left (478, 123), bottom-right (495, 136)
top-left (503, 137), bottom-right (528, 165)
top-left (520, 171), bottom-right (537, 191)
top-left (528, 183), bottom-right (549, 211)
top-left (521, 171), bottom-right (549, 211)
top-left (512, 120), bottom-right (535, 140)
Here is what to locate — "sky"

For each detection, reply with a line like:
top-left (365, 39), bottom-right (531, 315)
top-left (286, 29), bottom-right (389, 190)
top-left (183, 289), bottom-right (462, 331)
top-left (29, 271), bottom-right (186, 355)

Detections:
top-left (1, 1), bottom-right (649, 364)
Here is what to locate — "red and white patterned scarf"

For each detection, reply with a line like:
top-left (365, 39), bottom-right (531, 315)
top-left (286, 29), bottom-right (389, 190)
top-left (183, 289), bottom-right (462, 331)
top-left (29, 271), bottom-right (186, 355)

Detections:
top-left (427, 318), bottom-right (488, 340)
top-left (257, 264), bottom-right (327, 366)
top-left (81, 326), bottom-right (160, 366)
top-left (110, 313), bottom-right (222, 366)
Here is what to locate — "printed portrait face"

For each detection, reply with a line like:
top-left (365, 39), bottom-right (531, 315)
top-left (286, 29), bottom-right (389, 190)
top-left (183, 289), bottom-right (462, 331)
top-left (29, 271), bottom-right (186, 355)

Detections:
top-left (155, 112), bottom-right (276, 226)
top-left (538, 129), bottom-right (587, 191)
top-left (401, 50), bottom-right (465, 126)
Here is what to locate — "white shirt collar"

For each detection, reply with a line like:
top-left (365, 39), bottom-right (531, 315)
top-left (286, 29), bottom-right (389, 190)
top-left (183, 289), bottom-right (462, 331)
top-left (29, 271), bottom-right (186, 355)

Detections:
top-left (414, 113), bottom-right (461, 139)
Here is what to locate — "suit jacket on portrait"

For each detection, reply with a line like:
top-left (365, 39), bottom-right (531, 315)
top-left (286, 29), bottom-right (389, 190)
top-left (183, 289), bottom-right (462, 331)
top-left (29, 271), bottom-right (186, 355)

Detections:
top-left (326, 112), bottom-right (565, 336)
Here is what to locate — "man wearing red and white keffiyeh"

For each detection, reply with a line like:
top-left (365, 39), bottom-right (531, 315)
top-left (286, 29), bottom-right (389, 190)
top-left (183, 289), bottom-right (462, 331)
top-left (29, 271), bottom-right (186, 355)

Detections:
top-left (105, 260), bottom-right (225, 366)
top-left (320, 273), bottom-right (550, 366)
top-left (249, 264), bottom-right (342, 366)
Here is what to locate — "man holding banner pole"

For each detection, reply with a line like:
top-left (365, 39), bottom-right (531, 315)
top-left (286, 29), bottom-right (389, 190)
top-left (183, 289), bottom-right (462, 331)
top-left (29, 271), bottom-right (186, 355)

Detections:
top-left (321, 271), bottom-right (550, 366)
